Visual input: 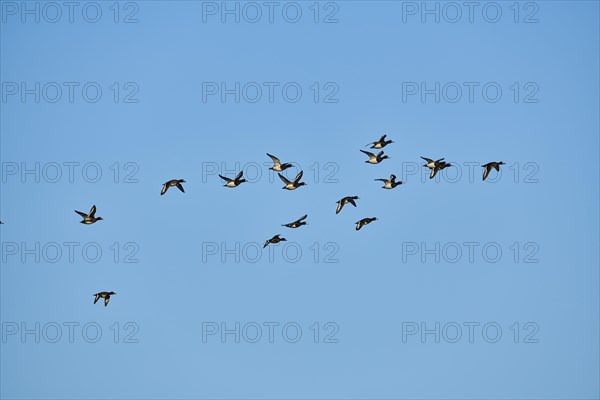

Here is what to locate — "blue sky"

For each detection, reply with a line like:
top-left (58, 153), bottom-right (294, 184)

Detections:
top-left (1, 1), bottom-right (599, 399)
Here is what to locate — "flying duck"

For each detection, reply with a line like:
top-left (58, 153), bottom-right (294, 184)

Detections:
top-left (360, 150), bottom-right (389, 164)
top-left (375, 174), bottom-right (403, 189)
top-left (0, 221), bottom-right (3, 224)
top-left (355, 217), bottom-right (377, 231)
top-left (267, 153), bottom-right (293, 172)
top-left (161, 179), bottom-right (186, 195)
top-left (336, 196), bottom-right (359, 214)
top-left (263, 234), bottom-right (287, 248)
top-left (75, 205), bottom-right (103, 224)
top-left (482, 161), bottom-right (505, 181)
top-left (366, 134), bottom-right (394, 149)
top-left (279, 170), bottom-right (306, 190)
top-left (282, 214), bottom-right (308, 228)
top-left (421, 156), bottom-right (451, 179)
top-left (93, 291), bottom-right (116, 307)
top-left (432, 161), bottom-right (452, 179)
top-left (219, 171), bottom-right (246, 188)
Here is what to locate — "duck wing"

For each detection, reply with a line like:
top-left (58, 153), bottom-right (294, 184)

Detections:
top-left (278, 173), bottom-right (292, 185)
top-left (361, 150), bottom-right (375, 157)
top-left (294, 170), bottom-right (304, 184)
top-left (266, 153), bottom-right (281, 166)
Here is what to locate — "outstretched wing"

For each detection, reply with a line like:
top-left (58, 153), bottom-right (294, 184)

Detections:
top-left (235, 171), bottom-right (244, 181)
top-left (176, 182), bottom-right (185, 193)
top-left (298, 214), bottom-right (308, 222)
top-left (348, 198), bottom-right (357, 207)
top-left (160, 184), bottom-right (168, 195)
top-left (374, 178), bottom-right (387, 182)
top-left (482, 167), bottom-right (491, 181)
top-left (294, 170), bottom-right (304, 184)
top-left (421, 156), bottom-right (434, 163)
top-left (219, 174), bottom-right (232, 183)
top-left (278, 173), bottom-right (292, 184)
top-left (104, 297), bottom-right (110, 307)
top-left (379, 134), bottom-right (387, 141)
top-left (89, 205), bottom-right (97, 218)
top-left (336, 201), bottom-right (343, 214)
top-left (267, 153), bottom-right (281, 166)
top-left (93, 293), bottom-right (100, 304)
top-left (361, 150), bottom-right (375, 157)
top-left (75, 210), bottom-right (87, 218)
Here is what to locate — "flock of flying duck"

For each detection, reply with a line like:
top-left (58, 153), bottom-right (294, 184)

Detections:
top-left (0, 134), bottom-right (505, 306)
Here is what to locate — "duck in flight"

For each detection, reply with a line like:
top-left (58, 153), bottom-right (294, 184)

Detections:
top-left (93, 291), bottom-right (116, 307)
top-left (267, 153), bottom-right (293, 172)
top-left (219, 171), bottom-right (246, 188)
top-left (421, 156), bottom-right (451, 179)
top-left (366, 134), bottom-right (394, 149)
top-left (432, 161), bottom-right (452, 179)
top-left (482, 161), bottom-right (505, 181)
top-left (279, 170), bottom-right (306, 190)
top-left (263, 234), bottom-right (287, 248)
top-left (161, 179), bottom-right (186, 195)
top-left (336, 196), bottom-right (359, 214)
top-left (361, 150), bottom-right (389, 164)
top-left (282, 214), bottom-right (308, 229)
top-left (75, 205), bottom-right (103, 224)
top-left (355, 217), bottom-right (377, 231)
top-left (375, 174), bottom-right (403, 189)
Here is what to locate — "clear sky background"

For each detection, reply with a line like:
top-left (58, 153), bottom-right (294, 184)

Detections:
top-left (1, 1), bottom-right (599, 399)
